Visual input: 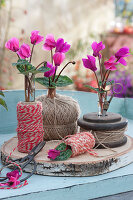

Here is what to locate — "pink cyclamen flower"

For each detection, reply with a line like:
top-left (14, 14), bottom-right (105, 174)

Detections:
top-left (43, 34), bottom-right (56, 51)
top-left (104, 56), bottom-right (118, 71)
top-left (6, 170), bottom-right (20, 179)
top-left (53, 52), bottom-right (65, 66)
top-left (30, 30), bottom-right (44, 45)
top-left (82, 55), bottom-right (97, 72)
top-left (91, 41), bottom-right (105, 58)
top-left (0, 170), bottom-right (20, 188)
top-left (44, 62), bottom-right (55, 77)
top-left (48, 149), bottom-right (60, 160)
top-left (17, 43), bottom-right (31, 59)
top-left (5, 37), bottom-right (19, 52)
top-left (55, 38), bottom-right (71, 53)
top-left (7, 176), bottom-right (20, 187)
top-left (0, 177), bottom-right (20, 188)
top-left (115, 47), bottom-right (130, 66)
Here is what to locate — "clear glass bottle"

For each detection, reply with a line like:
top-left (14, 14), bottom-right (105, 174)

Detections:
top-left (25, 73), bottom-right (35, 102)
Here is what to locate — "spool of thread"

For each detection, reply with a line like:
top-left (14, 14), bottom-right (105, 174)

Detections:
top-left (64, 132), bottom-right (96, 157)
top-left (16, 101), bottom-right (44, 153)
top-left (36, 94), bottom-right (80, 140)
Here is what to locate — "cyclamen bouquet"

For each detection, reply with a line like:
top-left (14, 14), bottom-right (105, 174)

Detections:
top-left (5, 31), bottom-right (75, 101)
top-left (82, 41), bottom-right (130, 114)
top-left (35, 34), bottom-right (75, 98)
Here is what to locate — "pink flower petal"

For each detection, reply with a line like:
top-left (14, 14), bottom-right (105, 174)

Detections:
top-left (108, 56), bottom-right (116, 62)
top-left (82, 55), bottom-right (97, 72)
top-left (91, 41), bottom-right (97, 51)
top-left (30, 30), bottom-right (44, 45)
top-left (17, 43), bottom-right (31, 59)
top-left (55, 38), bottom-right (71, 53)
top-left (44, 62), bottom-right (55, 77)
top-left (91, 41), bottom-right (105, 57)
top-left (5, 37), bottom-right (19, 52)
top-left (53, 52), bottom-right (65, 66)
top-left (118, 57), bottom-right (127, 66)
top-left (48, 149), bottom-right (60, 160)
top-left (43, 34), bottom-right (56, 51)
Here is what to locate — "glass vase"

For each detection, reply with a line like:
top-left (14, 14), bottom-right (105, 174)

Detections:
top-left (24, 74), bottom-right (35, 102)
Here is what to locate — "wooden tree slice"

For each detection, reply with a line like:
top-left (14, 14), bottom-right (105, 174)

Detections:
top-left (1, 136), bottom-right (133, 177)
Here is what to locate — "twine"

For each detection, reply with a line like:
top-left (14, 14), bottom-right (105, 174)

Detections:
top-left (0, 139), bottom-right (32, 189)
top-left (92, 126), bottom-right (127, 149)
top-left (64, 132), bottom-right (97, 157)
top-left (36, 94), bottom-right (80, 140)
top-left (16, 101), bottom-right (44, 153)
top-left (79, 126), bottom-right (127, 156)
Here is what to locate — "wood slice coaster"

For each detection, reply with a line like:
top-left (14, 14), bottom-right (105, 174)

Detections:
top-left (1, 136), bottom-right (133, 177)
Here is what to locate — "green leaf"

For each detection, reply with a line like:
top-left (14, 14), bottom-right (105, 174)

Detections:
top-left (35, 66), bottom-right (51, 74)
top-left (35, 75), bottom-right (73, 88)
top-left (85, 85), bottom-right (104, 93)
top-left (54, 149), bottom-right (72, 161)
top-left (12, 59), bottom-right (28, 66)
top-left (21, 66), bottom-right (50, 75)
top-left (0, 98), bottom-right (8, 110)
top-left (12, 59), bottom-right (35, 75)
top-left (55, 75), bottom-right (73, 87)
top-left (35, 77), bottom-right (56, 87)
top-left (0, 90), bottom-right (4, 97)
top-left (99, 80), bottom-right (114, 86)
top-left (55, 143), bottom-right (67, 151)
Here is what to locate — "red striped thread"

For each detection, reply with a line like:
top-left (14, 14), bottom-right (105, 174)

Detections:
top-left (16, 101), bottom-right (44, 153)
top-left (0, 140), bottom-right (29, 189)
top-left (64, 132), bottom-right (97, 157)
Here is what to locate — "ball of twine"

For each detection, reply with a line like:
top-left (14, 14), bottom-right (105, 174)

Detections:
top-left (64, 132), bottom-right (96, 157)
top-left (36, 94), bottom-right (80, 140)
top-left (16, 101), bottom-right (44, 153)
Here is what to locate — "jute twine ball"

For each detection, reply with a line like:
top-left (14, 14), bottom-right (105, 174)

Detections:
top-left (36, 94), bottom-right (80, 140)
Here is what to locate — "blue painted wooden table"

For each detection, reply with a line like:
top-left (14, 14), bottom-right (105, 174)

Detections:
top-left (0, 90), bottom-right (133, 200)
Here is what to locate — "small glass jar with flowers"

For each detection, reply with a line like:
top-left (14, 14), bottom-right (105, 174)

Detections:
top-left (78, 41), bottom-right (130, 148)
top-left (5, 31), bottom-right (51, 102)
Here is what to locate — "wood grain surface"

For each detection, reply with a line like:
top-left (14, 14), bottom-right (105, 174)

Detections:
top-left (1, 135), bottom-right (133, 177)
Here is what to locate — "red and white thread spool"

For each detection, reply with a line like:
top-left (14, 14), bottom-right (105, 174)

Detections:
top-left (16, 101), bottom-right (44, 153)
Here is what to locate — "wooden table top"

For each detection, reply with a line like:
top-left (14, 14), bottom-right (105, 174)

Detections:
top-left (0, 90), bottom-right (133, 200)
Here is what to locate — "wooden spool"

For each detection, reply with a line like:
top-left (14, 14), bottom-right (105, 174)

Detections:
top-left (1, 136), bottom-right (133, 177)
top-left (78, 112), bottom-right (128, 148)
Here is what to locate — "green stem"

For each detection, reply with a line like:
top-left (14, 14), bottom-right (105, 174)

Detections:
top-left (98, 56), bottom-right (103, 81)
top-left (51, 49), bottom-right (53, 65)
top-left (16, 53), bottom-right (20, 59)
top-left (103, 70), bottom-right (110, 88)
top-left (94, 71), bottom-right (100, 91)
top-left (35, 61), bottom-right (46, 69)
top-left (49, 77), bottom-right (51, 87)
top-left (102, 70), bottom-right (108, 82)
top-left (55, 61), bottom-right (75, 83)
top-left (94, 71), bottom-right (103, 114)
top-left (29, 44), bottom-right (35, 63)
top-left (52, 66), bottom-right (57, 82)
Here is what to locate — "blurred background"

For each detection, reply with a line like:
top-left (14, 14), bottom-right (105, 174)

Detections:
top-left (0, 0), bottom-right (133, 98)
